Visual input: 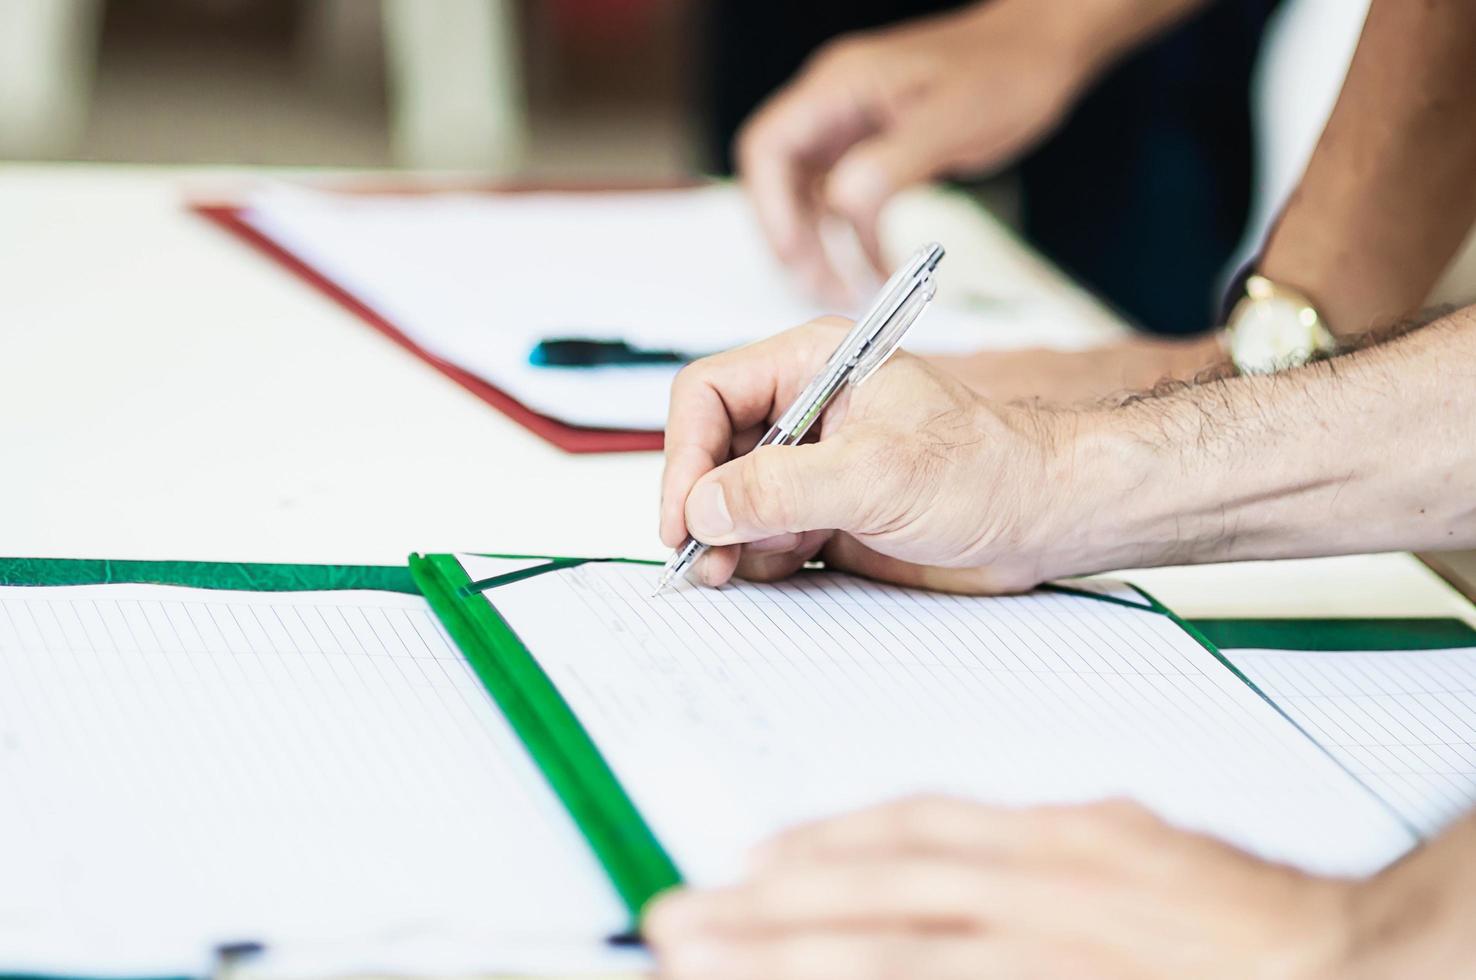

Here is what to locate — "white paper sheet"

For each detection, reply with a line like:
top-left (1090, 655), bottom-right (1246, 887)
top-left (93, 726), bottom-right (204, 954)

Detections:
top-left (1231, 646), bottom-right (1476, 838)
top-left (461, 556), bottom-right (1417, 882)
top-left (0, 584), bottom-right (630, 977)
top-left (239, 184), bottom-right (1113, 431)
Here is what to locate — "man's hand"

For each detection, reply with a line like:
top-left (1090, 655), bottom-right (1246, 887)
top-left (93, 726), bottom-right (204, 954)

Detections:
top-left (647, 797), bottom-right (1476, 979)
top-left (661, 307), bottom-right (1476, 593)
top-left (736, 0), bottom-right (1206, 302)
top-left (658, 318), bottom-right (1082, 594)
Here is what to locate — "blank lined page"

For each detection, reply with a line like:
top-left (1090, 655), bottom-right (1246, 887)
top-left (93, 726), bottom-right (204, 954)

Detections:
top-left (1230, 647), bottom-right (1476, 838)
top-left (0, 584), bottom-right (628, 977)
top-left (463, 556), bottom-right (1416, 883)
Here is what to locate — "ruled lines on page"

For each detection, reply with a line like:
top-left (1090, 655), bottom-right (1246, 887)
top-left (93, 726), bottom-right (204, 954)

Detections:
top-left (461, 556), bottom-right (1416, 884)
top-left (1231, 647), bottom-right (1476, 838)
top-left (0, 584), bottom-right (626, 977)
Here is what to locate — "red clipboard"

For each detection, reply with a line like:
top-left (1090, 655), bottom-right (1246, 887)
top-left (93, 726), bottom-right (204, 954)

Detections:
top-left (193, 190), bottom-right (667, 454)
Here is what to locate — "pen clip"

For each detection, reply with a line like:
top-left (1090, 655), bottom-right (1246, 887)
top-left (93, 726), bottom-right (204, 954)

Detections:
top-left (850, 273), bottom-right (936, 386)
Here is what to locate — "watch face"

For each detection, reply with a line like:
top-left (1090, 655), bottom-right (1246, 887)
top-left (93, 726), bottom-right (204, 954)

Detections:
top-left (1230, 296), bottom-right (1324, 374)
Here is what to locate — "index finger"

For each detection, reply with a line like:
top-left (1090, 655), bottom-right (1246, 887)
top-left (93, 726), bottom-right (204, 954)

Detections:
top-left (738, 86), bottom-right (860, 303)
top-left (659, 319), bottom-right (850, 548)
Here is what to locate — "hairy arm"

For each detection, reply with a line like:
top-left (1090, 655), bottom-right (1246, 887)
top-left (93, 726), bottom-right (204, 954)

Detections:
top-left (1260, 0), bottom-right (1476, 334)
top-left (1069, 306), bottom-right (1476, 570)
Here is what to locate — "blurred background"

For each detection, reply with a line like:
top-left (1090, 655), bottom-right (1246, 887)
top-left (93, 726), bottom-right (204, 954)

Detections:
top-left (0, 0), bottom-right (1372, 333)
top-left (1, 0), bottom-right (699, 176)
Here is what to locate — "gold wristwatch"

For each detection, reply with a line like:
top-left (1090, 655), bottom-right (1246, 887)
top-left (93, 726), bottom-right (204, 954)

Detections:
top-left (1223, 274), bottom-right (1336, 375)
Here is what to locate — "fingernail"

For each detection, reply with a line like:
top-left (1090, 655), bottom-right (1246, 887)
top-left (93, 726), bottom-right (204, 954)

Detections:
top-left (687, 482), bottom-right (732, 539)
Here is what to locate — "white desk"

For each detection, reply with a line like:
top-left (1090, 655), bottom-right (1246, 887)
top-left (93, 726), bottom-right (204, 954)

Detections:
top-left (1, 162), bottom-right (1472, 628)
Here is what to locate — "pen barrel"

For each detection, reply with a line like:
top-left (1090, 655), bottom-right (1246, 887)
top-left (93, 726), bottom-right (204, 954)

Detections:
top-left (768, 361), bottom-right (851, 446)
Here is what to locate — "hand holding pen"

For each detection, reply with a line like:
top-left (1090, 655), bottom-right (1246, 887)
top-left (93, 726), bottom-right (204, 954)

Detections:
top-left (652, 244), bottom-right (1080, 594)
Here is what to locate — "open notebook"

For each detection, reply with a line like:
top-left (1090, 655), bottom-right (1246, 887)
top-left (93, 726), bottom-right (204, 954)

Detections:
top-left (3, 554), bottom-right (1470, 978)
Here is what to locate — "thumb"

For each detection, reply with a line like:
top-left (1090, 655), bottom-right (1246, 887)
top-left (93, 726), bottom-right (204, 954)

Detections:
top-left (684, 441), bottom-right (870, 546)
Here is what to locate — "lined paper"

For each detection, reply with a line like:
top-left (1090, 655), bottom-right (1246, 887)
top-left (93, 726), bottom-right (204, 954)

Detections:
top-left (464, 556), bottom-right (1417, 882)
top-left (0, 584), bottom-right (628, 977)
top-left (1231, 647), bottom-right (1476, 838)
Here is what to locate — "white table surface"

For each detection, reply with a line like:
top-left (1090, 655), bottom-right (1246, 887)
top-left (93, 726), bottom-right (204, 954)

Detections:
top-left (1, 162), bottom-right (1472, 627)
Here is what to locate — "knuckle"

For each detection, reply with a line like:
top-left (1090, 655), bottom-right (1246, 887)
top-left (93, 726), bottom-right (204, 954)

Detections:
top-left (899, 792), bottom-right (951, 820)
top-left (1092, 796), bottom-right (1157, 832)
top-left (1024, 803), bottom-right (1084, 838)
top-left (888, 794), bottom-right (952, 841)
top-left (669, 356), bottom-right (715, 398)
top-left (1033, 799), bottom-right (1156, 848)
top-left (810, 34), bottom-right (870, 73)
top-left (1090, 797), bottom-right (1157, 827)
top-left (826, 165), bottom-right (883, 217)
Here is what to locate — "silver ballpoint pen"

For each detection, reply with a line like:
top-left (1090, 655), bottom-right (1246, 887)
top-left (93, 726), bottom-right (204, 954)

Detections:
top-left (652, 242), bottom-right (945, 596)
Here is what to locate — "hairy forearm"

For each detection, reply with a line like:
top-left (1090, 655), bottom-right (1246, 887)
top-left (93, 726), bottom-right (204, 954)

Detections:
top-left (1260, 0), bottom-right (1476, 335)
top-left (1065, 305), bottom-right (1476, 570)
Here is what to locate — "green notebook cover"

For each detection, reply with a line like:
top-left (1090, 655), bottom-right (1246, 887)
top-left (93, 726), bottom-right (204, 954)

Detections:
top-left (1191, 617), bottom-right (1476, 651)
top-left (0, 556), bottom-right (416, 594)
top-left (408, 553), bottom-right (681, 917)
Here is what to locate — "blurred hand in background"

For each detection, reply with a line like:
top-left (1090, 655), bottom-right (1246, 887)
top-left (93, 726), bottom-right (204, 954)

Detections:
top-left (736, 0), bottom-right (1209, 304)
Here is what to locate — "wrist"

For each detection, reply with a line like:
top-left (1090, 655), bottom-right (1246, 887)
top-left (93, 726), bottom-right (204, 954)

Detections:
top-left (993, 403), bottom-right (1171, 580)
top-left (1050, 408), bottom-right (1178, 574)
top-left (1043, 393), bottom-right (1270, 576)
